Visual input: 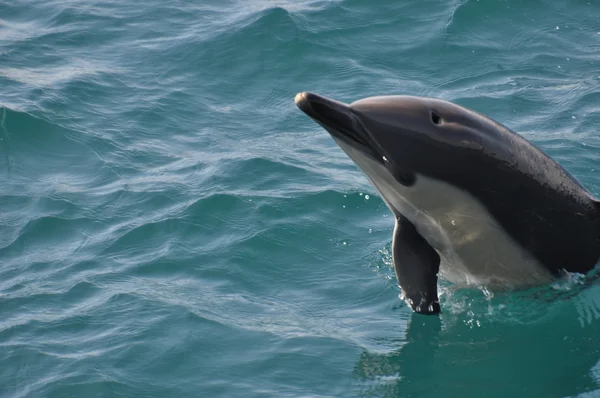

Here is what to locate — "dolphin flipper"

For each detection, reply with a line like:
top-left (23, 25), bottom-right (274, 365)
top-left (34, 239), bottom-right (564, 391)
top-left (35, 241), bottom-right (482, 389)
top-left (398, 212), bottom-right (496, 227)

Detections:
top-left (393, 215), bottom-right (441, 314)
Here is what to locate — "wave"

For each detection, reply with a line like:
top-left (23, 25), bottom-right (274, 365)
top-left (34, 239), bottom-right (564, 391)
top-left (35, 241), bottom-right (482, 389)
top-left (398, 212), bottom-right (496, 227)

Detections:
top-left (0, 106), bottom-right (115, 187)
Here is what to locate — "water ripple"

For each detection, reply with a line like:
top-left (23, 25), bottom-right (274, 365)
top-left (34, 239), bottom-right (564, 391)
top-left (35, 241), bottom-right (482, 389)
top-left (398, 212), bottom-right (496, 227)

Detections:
top-left (2, 0), bottom-right (600, 396)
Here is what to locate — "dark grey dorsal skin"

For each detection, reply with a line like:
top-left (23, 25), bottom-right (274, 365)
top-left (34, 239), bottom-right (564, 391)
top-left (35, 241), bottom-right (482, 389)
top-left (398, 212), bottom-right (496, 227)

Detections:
top-left (295, 92), bottom-right (600, 315)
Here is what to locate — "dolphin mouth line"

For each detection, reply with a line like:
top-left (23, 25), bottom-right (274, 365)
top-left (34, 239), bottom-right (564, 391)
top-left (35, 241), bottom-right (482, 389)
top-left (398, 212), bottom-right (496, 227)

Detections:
top-left (295, 92), bottom-right (383, 162)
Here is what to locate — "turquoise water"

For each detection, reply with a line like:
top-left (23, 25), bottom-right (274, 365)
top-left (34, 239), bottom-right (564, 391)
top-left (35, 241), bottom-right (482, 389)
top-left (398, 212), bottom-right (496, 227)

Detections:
top-left (2, 0), bottom-right (600, 396)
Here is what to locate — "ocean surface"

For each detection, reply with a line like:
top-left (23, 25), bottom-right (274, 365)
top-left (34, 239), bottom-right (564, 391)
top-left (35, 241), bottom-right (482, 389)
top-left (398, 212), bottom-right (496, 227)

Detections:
top-left (2, 1), bottom-right (600, 397)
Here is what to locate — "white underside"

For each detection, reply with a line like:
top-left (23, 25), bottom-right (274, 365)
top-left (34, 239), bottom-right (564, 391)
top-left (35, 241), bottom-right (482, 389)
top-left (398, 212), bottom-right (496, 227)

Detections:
top-left (335, 139), bottom-right (554, 290)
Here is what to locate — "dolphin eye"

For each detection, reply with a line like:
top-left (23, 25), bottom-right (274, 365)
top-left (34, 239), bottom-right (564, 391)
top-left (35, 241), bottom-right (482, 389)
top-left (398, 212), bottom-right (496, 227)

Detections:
top-left (431, 111), bottom-right (442, 125)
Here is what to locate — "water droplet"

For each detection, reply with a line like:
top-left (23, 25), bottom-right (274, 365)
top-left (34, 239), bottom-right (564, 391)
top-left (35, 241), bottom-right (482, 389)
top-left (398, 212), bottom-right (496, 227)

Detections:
top-left (482, 286), bottom-right (494, 299)
top-left (368, 228), bottom-right (372, 233)
top-left (359, 192), bottom-right (363, 196)
top-left (572, 115), bottom-right (576, 119)
top-left (556, 26), bottom-right (560, 30)
top-left (365, 195), bottom-right (370, 200)
top-left (342, 205), bottom-right (346, 208)
top-left (558, 65), bottom-right (561, 68)
top-left (344, 194), bottom-right (347, 198)
top-left (343, 241), bottom-right (347, 245)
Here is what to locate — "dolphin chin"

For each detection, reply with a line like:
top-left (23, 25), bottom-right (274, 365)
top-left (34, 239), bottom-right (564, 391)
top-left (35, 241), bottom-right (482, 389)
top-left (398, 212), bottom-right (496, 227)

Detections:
top-left (295, 91), bottom-right (600, 315)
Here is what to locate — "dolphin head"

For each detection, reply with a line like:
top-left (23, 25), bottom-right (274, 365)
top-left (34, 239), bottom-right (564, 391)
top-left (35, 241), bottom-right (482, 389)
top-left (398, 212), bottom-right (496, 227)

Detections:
top-left (294, 92), bottom-right (514, 190)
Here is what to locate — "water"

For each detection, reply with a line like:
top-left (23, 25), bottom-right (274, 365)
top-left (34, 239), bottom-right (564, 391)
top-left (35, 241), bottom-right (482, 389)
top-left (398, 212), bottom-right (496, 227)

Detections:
top-left (1, 1), bottom-right (600, 397)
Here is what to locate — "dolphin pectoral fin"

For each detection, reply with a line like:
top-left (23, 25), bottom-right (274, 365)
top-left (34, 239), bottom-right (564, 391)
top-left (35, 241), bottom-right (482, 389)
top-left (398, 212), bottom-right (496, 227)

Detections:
top-left (392, 215), bottom-right (441, 315)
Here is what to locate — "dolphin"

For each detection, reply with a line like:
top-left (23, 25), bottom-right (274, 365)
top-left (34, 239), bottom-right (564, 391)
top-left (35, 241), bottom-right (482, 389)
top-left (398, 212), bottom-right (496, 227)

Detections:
top-left (295, 91), bottom-right (600, 314)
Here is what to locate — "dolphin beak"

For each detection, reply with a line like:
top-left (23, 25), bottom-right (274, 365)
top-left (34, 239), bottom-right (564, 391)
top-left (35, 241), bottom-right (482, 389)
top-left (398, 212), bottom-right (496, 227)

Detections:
top-left (294, 92), bottom-right (354, 131)
top-left (295, 92), bottom-right (378, 157)
top-left (295, 92), bottom-right (344, 116)
top-left (294, 92), bottom-right (312, 113)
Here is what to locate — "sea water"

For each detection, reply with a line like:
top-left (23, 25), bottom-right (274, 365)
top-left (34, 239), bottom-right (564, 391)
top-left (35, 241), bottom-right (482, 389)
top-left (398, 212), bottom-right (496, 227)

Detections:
top-left (1, 1), bottom-right (600, 397)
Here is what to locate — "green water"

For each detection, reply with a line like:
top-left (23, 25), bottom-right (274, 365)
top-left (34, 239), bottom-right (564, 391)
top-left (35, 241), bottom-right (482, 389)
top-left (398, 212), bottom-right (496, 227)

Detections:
top-left (1, 1), bottom-right (600, 397)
